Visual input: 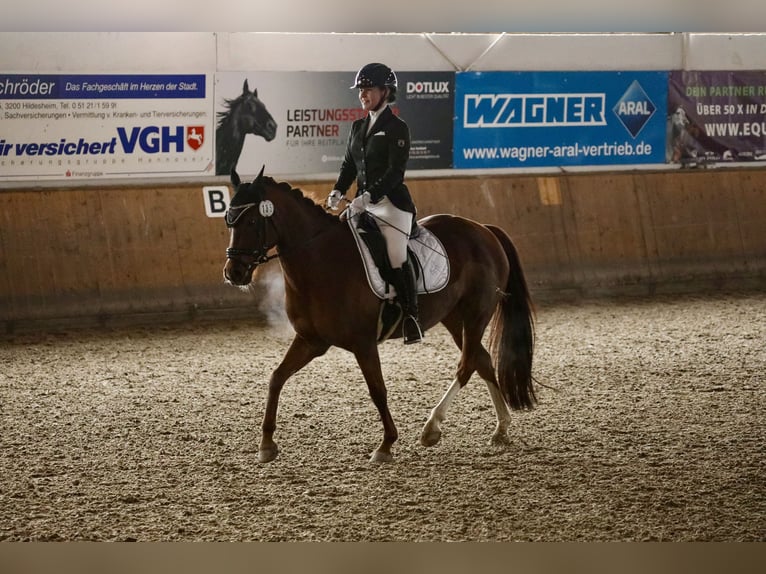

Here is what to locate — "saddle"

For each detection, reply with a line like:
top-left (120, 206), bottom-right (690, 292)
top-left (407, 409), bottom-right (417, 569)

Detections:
top-left (348, 213), bottom-right (450, 342)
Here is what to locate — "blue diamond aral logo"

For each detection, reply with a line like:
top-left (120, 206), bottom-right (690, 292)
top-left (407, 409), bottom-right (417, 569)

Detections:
top-left (613, 80), bottom-right (656, 138)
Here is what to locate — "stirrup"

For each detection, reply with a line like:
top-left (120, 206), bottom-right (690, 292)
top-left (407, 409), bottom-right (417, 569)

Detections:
top-left (402, 315), bottom-right (423, 345)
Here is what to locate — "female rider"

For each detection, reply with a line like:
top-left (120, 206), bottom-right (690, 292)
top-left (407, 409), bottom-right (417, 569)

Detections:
top-left (327, 62), bottom-right (422, 344)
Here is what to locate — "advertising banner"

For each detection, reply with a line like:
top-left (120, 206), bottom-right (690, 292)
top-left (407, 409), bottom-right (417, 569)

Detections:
top-left (668, 70), bottom-right (766, 165)
top-left (0, 74), bottom-right (214, 181)
top-left (453, 71), bottom-right (668, 169)
top-left (214, 71), bottom-right (453, 178)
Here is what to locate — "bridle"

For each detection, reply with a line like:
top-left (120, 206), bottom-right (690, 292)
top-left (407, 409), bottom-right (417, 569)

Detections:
top-left (225, 200), bottom-right (279, 273)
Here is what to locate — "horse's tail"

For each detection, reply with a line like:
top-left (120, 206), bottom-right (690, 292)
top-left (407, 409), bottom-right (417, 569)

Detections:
top-left (485, 224), bottom-right (536, 410)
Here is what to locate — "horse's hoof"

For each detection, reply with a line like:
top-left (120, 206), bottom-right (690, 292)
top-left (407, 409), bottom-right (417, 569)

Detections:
top-left (420, 427), bottom-right (442, 447)
top-left (258, 445), bottom-right (279, 463)
top-left (370, 450), bottom-right (393, 463)
top-left (490, 431), bottom-right (511, 446)
top-left (420, 431), bottom-right (441, 447)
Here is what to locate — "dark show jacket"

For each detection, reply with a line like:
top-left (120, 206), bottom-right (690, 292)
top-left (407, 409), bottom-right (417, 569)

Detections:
top-left (333, 106), bottom-right (416, 215)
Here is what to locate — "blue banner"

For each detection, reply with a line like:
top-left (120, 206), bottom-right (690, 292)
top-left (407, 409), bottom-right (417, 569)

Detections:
top-left (454, 71), bottom-right (668, 168)
top-left (0, 74), bottom-right (206, 99)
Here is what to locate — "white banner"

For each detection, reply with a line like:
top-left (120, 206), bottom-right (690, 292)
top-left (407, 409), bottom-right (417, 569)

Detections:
top-left (0, 74), bottom-right (214, 181)
top-left (214, 71), bottom-right (454, 178)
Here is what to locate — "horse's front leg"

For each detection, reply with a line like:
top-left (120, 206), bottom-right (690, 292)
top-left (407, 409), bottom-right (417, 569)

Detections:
top-left (259, 335), bottom-right (328, 463)
top-left (355, 345), bottom-right (398, 463)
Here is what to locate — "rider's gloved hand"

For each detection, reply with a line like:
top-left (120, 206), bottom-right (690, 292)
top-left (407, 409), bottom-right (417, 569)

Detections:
top-left (350, 191), bottom-right (371, 212)
top-left (327, 189), bottom-right (343, 210)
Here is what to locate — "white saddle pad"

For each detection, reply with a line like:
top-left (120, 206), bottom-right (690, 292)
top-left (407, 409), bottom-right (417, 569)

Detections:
top-left (348, 217), bottom-right (450, 300)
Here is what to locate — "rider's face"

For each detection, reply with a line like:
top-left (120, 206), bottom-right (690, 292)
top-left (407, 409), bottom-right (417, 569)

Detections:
top-left (358, 87), bottom-right (386, 112)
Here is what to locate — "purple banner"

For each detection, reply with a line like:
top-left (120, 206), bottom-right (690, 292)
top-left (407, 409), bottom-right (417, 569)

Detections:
top-left (668, 70), bottom-right (766, 166)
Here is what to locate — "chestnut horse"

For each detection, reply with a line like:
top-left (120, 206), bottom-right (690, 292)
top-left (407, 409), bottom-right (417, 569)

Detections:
top-left (223, 168), bottom-right (535, 463)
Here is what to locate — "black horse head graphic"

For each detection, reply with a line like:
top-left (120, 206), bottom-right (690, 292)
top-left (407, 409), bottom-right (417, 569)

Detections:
top-left (216, 80), bottom-right (277, 175)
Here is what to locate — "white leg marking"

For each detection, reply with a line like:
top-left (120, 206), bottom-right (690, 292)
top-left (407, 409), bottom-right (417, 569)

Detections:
top-left (486, 381), bottom-right (512, 445)
top-left (420, 377), bottom-right (462, 446)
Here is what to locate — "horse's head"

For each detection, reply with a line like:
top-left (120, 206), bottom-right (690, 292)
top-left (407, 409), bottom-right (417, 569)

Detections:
top-left (671, 106), bottom-right (689, 130)
top-left (223, 167), bottom-right (338, 286)
top-left (237, 80), bottom-right (277, 141)
top-left (223, 166), bottom-right (278, 286)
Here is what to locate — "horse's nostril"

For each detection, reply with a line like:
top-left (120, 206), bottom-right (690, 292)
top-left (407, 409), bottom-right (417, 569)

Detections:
top-left (223, 261), bottom-right (239, 282)
top-left (224, 260), bottom-right (251, 286)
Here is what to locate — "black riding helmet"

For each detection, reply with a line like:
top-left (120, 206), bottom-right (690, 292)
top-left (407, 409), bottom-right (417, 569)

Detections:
top-left (351, 63), bottom-right (398, 102)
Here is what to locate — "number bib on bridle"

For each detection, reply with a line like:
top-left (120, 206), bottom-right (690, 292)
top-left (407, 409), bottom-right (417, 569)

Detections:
top-left (225, 200), bottom-right (273, 226)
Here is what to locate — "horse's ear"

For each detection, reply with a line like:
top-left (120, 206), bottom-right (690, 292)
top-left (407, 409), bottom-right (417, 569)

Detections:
top-left (230, 167), bottom-right (240, 187)
top-left (242, 79), bottom-right (250, 94)
top-left (255, 165), bottom-right (265, 184)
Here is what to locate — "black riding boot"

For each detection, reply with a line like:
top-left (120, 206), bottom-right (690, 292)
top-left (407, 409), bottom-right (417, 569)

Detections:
top-left (393, 262), bottom-right (423, 344)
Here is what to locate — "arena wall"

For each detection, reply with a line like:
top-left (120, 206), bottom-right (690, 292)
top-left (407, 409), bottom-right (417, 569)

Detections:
top-left (2, 168), bottom-right (764, 331)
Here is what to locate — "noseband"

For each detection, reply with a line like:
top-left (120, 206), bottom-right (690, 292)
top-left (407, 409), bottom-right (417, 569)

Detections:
top-left (225, 202), bottom-right (279, 272)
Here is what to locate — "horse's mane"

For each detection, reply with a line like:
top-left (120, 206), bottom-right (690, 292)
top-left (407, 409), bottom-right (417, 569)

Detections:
top-left (262, 176), bottom-right (339, 223)
top-left (216, 95), bottom-right (241, 129)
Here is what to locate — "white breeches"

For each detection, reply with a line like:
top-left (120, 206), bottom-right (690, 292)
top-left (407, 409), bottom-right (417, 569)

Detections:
top-left (366, 196), bottom-right (413, 269)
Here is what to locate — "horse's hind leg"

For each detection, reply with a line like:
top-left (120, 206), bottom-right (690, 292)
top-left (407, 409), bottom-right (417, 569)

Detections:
top-left (458, 322), bottom-right (512, 445)
top-left (478, 358), bottom-right (513, 446)
top-left (421, 377), bottom-right (462, 447)
top-left (458, 322), bottom-right (513, 446)
top-left (420, 319), bottom-right (511, 447)
top-left (259, 335), bottom-right (328, 463)
top-left (420, 318), bottom-right (476, 447)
